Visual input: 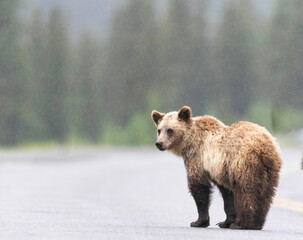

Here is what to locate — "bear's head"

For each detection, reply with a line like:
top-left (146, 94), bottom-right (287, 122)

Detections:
top-left (151, 106), bottom-right (192, 154)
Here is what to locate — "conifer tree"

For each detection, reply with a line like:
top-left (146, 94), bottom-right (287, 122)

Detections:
top-left (26, 8), bottom-right (49, 140)
top-left (41, 7), bottom-right (70, 142)
top-left (266, 0), bottom-right (295, 106)
top-left (185, 0), bottom-right (210, 114)
top-left (102, 0), bottom-right (157, 125)
top-left (0, 0), bottom-right (25, 145)
top-left (215, 0), bottom-right (257, 118)
top-left (157, 0), bottom-right (191, 110)
top-left (76, 31), bottom-right (103, 142)
top-left (288, 0), bottom-right (303, 107)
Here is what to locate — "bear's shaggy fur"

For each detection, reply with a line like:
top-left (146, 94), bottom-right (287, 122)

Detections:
top-left (151, 106), bottom-right (282, 230)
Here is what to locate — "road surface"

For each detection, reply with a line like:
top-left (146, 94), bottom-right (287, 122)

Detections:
top-left (0, 147), bottom-right (302, 239)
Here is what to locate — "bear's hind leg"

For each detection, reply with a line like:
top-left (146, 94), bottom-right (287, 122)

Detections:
top-left (216, 184), bottom-right (236, 228)
top-left (231, 156), bottom-right (279, 230)
top-left (189, 182), bottom-right (212, 228)
top-left (230, 153), bottom-right (277, 230)
top-left (229, 189), bottom-right (259, 230)
top-left (231, 180), bottom-right (273, 231)
top-left (253, 171), bottom-right (278, 229)
top-left (252, 202), bottom-right (270, 230)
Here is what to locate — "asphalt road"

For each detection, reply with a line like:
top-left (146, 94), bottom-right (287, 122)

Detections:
top-left (0, 147), bottom-right (302, 239)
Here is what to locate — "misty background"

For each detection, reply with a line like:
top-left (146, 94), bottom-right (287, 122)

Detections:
top-left (1, 0), bottom-right (303, 147)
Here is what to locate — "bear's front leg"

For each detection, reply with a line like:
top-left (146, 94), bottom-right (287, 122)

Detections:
top-left (189, 182), bottom-right (212, 228)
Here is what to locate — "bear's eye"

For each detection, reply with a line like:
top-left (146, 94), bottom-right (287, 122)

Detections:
top-left (157, 129), bottom-right (161, 135)
top-left (167, 128), bottom-right (174, 136)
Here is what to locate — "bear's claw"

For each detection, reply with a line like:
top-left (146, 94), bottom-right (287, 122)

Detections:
top-left (217, 220), bottom-right (233, 228)
top-left (190, 218), bottom-right (209, 228)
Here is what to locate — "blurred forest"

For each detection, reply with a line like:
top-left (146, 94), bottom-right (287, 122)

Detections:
top-left (0, 0), bottom-right (303, 147)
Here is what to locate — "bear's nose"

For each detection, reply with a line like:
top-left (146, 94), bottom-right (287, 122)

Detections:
top-left (155, 142), bottom-right (163, 150)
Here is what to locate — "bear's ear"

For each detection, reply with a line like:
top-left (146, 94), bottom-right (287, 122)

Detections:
top-left (178, 106), bottom-right (192, 122)
top-left (151, 110), bottom-right (165, 126)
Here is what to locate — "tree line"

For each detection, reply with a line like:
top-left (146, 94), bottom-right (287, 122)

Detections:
top-left (0, 0), bottom-right (303, 146)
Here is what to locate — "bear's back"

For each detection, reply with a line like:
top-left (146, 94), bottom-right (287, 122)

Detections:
top-left (223, 121), bottom-right (279, 157)
top-left (222, 121), bottom-right (281, 177)
top-left (200, 120), bottom-right (282, 187)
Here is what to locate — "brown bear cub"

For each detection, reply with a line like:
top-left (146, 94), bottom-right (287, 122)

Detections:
top-left (151, 106), bottom-right (282, 230)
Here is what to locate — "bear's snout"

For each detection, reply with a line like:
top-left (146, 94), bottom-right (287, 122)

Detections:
top-left (155, 142), bottom-right (164, 151)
